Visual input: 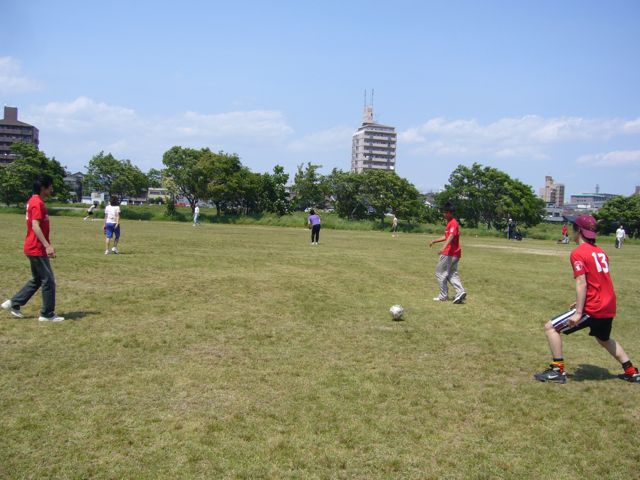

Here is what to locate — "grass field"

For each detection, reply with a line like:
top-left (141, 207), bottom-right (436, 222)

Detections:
top-left (1, 213), bottom-right (639, 479)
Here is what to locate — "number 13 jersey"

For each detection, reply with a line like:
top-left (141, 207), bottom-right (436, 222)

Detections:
top-left (570, 242), bottom-right (616, 318)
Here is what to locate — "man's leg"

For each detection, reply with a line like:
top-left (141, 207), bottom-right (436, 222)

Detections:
top-left (434, 255), bottom-right (450, 300)
top-left (35, 256), bottom-right (56, 318)
top-left (11, 256), bottom-right (43, 310)
top-left (447, 257), bottom-right (465, 297)
top-left (533, 320), bottom-right (567, 383)
top-left (544, 321), bottom-right (564, 359)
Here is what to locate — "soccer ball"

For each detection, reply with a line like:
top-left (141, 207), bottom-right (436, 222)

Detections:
top-left (389, 304), bottom-right (404, 321)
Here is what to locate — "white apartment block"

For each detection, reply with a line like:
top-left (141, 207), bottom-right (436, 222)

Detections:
top-left (351, 105), bottom-right (397, 173)
top-left (539, 175), bottom-right (565, 207)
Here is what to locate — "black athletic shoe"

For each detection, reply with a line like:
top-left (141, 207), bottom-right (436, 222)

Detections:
top-left (453, 292), bottom-right (467, 304)
top-left (618, 369), bottom-right (640, 383)
top-left (534, 365), bottom-right (567, 384)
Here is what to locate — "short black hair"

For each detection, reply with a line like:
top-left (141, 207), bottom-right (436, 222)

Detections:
top-left (309, 209), bottom-right (315, 215)
top-left (33, 174), bottom-right (53, 194)
top-left (442, 202), bottom-right (455, 213)
top-left (110, 195), bottom-right (120, 206)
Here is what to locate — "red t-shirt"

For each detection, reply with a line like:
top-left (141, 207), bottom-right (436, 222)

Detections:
top-left (24, 194), bottom-right (50, 257)
top-left (442, 218), bottom-right (461, 258)
top-left (570, 242), bottom-right (616, 318)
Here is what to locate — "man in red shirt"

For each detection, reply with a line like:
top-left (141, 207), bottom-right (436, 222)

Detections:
top-left (1, 174), bottom-right (65, 322)
top-left (534, 214), bottom-right (638, 384)
top-left (429, 202), bottom-right (466, 304)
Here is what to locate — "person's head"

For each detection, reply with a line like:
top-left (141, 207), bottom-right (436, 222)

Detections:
top-left (442, 202), bottom-right (455, 221)
top-left (309, 209), bottom-right (315, 215)
top-left (569, 215), bottom-right (597, 245)
top-left (33, 174), bottom-right (54, 197)
top-left (619, 225), bottom-right (624, 229)
top-left (110, 195), bottom-right (119, 206)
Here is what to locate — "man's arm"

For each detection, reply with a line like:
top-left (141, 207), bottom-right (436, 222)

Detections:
top-left (568, 275), bottom-right (587, 326)
top-left (31, 219), bottom-right (55, 258)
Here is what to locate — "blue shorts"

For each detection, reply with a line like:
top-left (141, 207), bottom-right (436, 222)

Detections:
top-left (105, 223), bottom-right (120, 239)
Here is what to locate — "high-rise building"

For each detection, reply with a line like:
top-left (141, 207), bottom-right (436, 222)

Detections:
top-left (635, 185), bottom-right (640, 196)
top-left (351, 100), bottom-right (397, 173)
top-left (0, 106), bottom-right (39, 165)
top-left (539, 176), bottom-right (565, 207)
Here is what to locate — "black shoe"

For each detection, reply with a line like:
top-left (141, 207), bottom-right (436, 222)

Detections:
top-left (618, 369), bottom-right (640, 383)
top-left (534, 365), bottom-right (567, 384)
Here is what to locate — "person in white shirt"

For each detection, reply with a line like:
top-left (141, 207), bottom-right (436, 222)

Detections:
top-left (83, 203), bottom-right (97, 221)
top-left (193, 205), bottom-right (200, 226)
top-left (104, 196), bottom-right (121, 254)
top-left (615, 225), bottom-right (626, 249)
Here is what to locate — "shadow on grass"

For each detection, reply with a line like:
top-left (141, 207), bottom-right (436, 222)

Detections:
top-left (570, 364), bottom-right (619, 382)
top-left (64, 311), bottom-right (100, 321)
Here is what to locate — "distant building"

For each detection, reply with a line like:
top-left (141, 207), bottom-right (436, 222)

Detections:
top-left (0, 106), bottom-right (39, 165)
top-left (351, 96), bottom-right (397, 173)
top-left (147, 187), bottom-right (170, 202)
top-left (539, 176), bottom-right (565, 207)
top-left (63, 171), bottom-right (85, 202)
top-left (635, 185), bottom-right (640, 196)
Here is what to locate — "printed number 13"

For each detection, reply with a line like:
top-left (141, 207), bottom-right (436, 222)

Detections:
top-left (592, 252), bottom-right (609, 273)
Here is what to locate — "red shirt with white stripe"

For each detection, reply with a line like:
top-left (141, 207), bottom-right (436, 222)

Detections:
top-left (570, 242), bottom-right (616, 318)
top-left (442, 218), bottom-right (461, 258)
top-left (23, 194), bottom-right (50, 257)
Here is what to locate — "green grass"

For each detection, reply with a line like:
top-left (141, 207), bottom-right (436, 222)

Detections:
top-left (1, 214), bottom-right (639, 479)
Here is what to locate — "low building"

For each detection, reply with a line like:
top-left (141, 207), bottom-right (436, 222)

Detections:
top-left (63, 171), bottom-right (85, 202)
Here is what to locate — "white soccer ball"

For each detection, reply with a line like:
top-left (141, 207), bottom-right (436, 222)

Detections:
top-left (389, 304), bottom-right (404, 321)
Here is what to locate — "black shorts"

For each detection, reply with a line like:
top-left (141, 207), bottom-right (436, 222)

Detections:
top-left (550, 309), bottom-right (613, 341)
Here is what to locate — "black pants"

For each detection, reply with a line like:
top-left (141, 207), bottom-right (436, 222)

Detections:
top-left (11, 256), bottom-right (56, 317)
top-left (311, 224), bottom-right (321, 243)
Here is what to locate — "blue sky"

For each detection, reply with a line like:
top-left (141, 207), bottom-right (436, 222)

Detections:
top-left (3, 0), bottom-right (639, 197)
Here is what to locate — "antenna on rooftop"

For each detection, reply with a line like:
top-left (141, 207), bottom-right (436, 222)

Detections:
top-left (371, 89), bottom-right (375, 110)
top-left (363, 89), bottom-right (367, 110)
top-left (595, 184), bottom-right (600, 194)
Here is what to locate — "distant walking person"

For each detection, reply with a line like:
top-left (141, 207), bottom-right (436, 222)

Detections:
top-left (392, 215), bottom-right (398, 238)
top-left (83, 202), bottom-right (97, 221)
top-left (193, 205), bottom-right (200, 226)
top-left (308, 209), bottom-right (321, 245)
top-left (534, 215), bottom-right (639, 384)
top-left (615, 225), bottom-right (626, 249)
top-left (429, 202), bottom-right (466, 304)
top-left (104, 196), bottom-right (121, 254)
top-left (2, 174), bottom-right (65, 321)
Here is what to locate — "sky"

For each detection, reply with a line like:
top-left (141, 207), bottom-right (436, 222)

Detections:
top-left (2, 0), bottom-right (640, 197)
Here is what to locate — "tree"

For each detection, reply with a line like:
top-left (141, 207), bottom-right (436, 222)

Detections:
top-left (259, 165), bottom-right (290, 215)
top-left (597, 195), bottom-right (640, 238)
top-left (437, 163), bottom-right (545, 228)
top-left (85, 152), bottom-right (149, 199)
top-left (0, 143), bottom-right (69, 206)
top-left (291, 163), bottom-right (327, 211)
top-left (146, 168), bottom-right (163, 188)
top-left (162, 146), bottom-right (209, 213)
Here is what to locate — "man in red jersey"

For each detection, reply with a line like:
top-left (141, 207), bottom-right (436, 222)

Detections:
top-left (534, 214), bottom-right (638, 384)
top-left (429, 202), bottom-right (467, 304)
top-left (1, 174), bottom-right (65, 322)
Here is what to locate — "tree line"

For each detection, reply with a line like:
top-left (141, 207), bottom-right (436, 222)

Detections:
top-left (13, 141), bottom-right (630, 233)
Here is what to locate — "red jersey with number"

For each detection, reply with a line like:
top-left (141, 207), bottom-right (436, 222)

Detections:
top-left (24, 194), bottom-right (50, 257)
top-left (442, 218), bottom-right (461, 258)
top-left (570, 242), bottom-right (616, 318)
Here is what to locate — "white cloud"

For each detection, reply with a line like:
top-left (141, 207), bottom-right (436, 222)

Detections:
top-left (287, 126), bottom-right (353, 152)
top-left (400, 115), bottom-right (640, 160)
top-left (577, 150), bottom-right (640, 167)
top-left (0, 57), bottom-right (42, 94)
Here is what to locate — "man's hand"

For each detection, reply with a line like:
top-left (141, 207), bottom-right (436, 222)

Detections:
top-left (45, 245), bottom-right (56, 258)
top-left (429, 241), bottom-right (434, 248)
top-left (569, 302), bottom-right (577, 310)
top-left (567, 311), bottom-right (583, 327)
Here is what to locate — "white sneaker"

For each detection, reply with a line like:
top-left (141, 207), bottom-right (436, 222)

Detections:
top-left (105, 249), bottom-right (109, 255)
top-left (453, 292), bottom-right (467, 304)
top-left (433, 297), bottom-right (447, 302)
top-left (38, 315), bottom-right (65, 322)
top-left (112, 247), bottom-right (118, 254)
top-left (2, 299), bottom-right (24, 318)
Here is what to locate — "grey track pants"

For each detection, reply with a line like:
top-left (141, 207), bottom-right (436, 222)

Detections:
top-left (435, 254), bottom-right (464, 300)
top-left (11, 256), bottom-right (56, 317)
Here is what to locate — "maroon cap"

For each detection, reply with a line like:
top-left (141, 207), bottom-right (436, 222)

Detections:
top-left (566, 215), bottom-right (597, 240)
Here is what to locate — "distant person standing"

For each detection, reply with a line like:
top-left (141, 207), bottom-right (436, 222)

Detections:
top-left (308, 209), bottom-right (321, 245)
top-left (104, 196), bottom-right (121, 255)
top-left (557, 223), bottom-right (569, 244)
top-left (1, 174), bottom-right (65, 322)
top-left (193, 205), bottom-right (200, 226)
top-left (83, 202), bottom-right (97, 221)
top-left (429, 202), bottom-right (467, 304)
top-left (392, 215), bottom-right (398, 238)
top-left (615, 225), bottom-right (626, 249)
top-left (507, 217), bottom-right (515, 240)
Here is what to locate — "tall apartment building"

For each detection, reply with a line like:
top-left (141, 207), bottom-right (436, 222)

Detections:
top-left (0, 106), bottom-right (39, 165)
top-left (351, 104), bottom-right (397, 173)
top-left (539, 175), bottom-right (565, 207)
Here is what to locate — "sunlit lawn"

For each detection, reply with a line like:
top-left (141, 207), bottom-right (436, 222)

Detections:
top-left (1, 214), bottom-right (639, 479)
